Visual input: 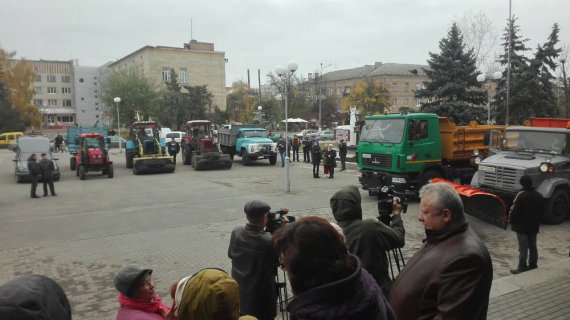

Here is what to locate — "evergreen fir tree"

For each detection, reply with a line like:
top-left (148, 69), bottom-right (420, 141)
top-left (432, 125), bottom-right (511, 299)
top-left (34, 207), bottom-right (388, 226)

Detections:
top-left (533, 23), bottom-right (561, 117)
top-left (420, 22), bottom-right (486, 105)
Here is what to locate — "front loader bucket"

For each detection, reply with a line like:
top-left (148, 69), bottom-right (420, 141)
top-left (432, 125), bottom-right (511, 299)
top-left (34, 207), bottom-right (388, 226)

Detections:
top-left (193, 153), bottom-right (233, 171)
top-left (431, 178), bottom-right (508, 229)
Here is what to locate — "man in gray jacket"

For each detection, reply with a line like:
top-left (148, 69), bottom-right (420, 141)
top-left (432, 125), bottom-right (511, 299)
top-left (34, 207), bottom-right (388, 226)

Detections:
top-left (331, 185), bottom-right (405, 295)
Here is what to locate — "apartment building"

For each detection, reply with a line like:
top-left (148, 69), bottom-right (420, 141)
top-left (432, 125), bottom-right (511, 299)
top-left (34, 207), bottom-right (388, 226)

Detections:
top-left (309, 62), bottom-right (429, 112)
top-left (110, 40), bottom-right (226, 111)
top-left (74, 66), bottom-right (105, 127)
top-left (25, 60), bottom-right (76, 129)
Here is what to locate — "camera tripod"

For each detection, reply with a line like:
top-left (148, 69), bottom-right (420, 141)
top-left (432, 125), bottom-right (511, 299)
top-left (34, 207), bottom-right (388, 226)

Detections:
top-left (387, 247), bottom-right (406, 280)
top-left (275, 268), bottom-right (292, 320)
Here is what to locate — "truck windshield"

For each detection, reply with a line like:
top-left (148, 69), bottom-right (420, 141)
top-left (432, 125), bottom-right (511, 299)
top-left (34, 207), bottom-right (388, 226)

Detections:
top-left (360, 119), bottom-right (405, 143)
top-left (503, 130), bottom-right (568, 155)
top-left (243, 130), bottom-right (267, 138)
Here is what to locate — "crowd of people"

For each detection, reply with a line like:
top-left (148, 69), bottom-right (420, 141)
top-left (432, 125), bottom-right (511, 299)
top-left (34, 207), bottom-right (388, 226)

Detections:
top-left (277, 135), bottom-right (348, 180)
top-left (1, 181), bottom-right (508, 320)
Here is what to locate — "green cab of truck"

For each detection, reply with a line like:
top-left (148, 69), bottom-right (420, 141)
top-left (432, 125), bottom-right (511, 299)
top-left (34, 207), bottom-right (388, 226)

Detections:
top-left (358, 113), bottom-right (504, 197)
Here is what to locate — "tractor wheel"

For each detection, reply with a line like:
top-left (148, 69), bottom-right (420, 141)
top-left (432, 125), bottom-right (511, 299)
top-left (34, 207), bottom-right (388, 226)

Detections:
top-left (269, 155), bottom-right (277, 165)
top-left (133, 165), bottom-right (138, 175)
top-left (107, 164), bottom-right (114, 178)
top-left (542, 189), bottom-right (569, 224)
top-left (79, 165), bottom-right (86, 180)
top-left (70, 157), bottom-right (76, 171)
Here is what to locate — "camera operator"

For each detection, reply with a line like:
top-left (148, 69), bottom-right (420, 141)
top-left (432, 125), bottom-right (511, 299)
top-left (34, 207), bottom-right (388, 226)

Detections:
top-left (228, 200), bottom-right (278, 320)
top-left (330, 185), bottom-right (405, 296)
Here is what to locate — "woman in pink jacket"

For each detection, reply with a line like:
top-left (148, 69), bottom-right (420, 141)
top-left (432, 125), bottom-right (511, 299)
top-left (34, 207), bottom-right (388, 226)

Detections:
top-left (114, 265), bottom-right (171, 320)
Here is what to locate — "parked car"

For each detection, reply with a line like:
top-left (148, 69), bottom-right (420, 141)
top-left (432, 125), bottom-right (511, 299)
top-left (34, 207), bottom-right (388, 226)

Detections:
top-left (318, 130), bottom-right (334, 140)
top-left (13, 135), bottom-right (60, 183)
top-left (297, 129), bottom-right (319, 138)
top-left (269, 131), bottom-right (286, 142)
top-left (0, 132), bottom-right (24, 148)
top-left (108, 135), bottom-right (127, 148)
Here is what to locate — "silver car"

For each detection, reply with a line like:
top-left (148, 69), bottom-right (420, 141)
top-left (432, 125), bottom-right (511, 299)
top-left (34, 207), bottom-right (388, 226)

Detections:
top-left (13, 135), bottom-right (61, 183)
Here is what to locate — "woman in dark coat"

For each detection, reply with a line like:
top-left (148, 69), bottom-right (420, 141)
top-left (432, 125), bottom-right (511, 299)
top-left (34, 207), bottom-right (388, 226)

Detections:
top-left (324, 144), bottom-right (337, 179)
top-left (311, 142), bottom-right (322, 178)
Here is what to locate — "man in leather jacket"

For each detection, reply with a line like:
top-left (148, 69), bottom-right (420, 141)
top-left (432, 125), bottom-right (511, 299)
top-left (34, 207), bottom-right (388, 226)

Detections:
top-left (389, 182), bottom-right (493, 320)
top-left (27, 154), bottom-right (41, 198)
top-left (228, 200), bottom-right (278, 320)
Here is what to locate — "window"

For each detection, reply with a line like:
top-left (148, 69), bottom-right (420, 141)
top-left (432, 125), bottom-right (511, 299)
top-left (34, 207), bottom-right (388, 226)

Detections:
top-left (179, 68), bottom-right (188, 83)
top-left (392, 97), bottom-right (398, 107)
top-left (415, 84), bottom-right (422, 91)
top-left (48, 99), bottom-right (57, 106)
top-left (33, 99), bottom-right (43, 106)
top-left (62, 87), bottom-right (71, 94)
top-left (47, 75), bottom-right (56, 82)
top-left (34, 86), bottom-right (42, 94)
top-left (403, 97), bottom-right (409, 106)
top-left (47, 87), bottom-right (57, 94)
top-left (162, 67), bottom-right (171, 82)
top-left (96, 115), bottom-right (99, 118)
top-left (63, 99), bottom-right (72, 107)
top-left (416, 98), bottom-right (421, 107)
top-left (61, 75), bottom-right (71, 83)
top-left (79, 78), bottom-right (84, 83)
top-left (392, 82), bottom-right (398, 92)
top-left (404, 82), bottom-right (410, 92)
top-left (35, 75), bottom-right (41, 82)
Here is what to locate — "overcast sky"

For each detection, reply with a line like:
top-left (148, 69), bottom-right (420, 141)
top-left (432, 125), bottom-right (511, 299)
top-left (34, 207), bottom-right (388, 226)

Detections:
top-left (1, 0), bottom-right (569, 87)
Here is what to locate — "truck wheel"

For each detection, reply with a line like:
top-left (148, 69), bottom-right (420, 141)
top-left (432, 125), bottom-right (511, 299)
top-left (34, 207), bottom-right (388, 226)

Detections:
top-left (420, 170), bottom-right (442, 188)
top-left (70, 157), bottom-right (76, 171)
top-left (243, 153), bottom-right (251, 166)
top-left (107, 164), bottom-right (114, 178)
top-left (79, 165), bottom-right (86, 180)
top-left (230, 152), bottom-right (235, 161)
top-left (269, 155), bottom-right (277, 165)
top-left (543, 189), bottom-right (569, 224)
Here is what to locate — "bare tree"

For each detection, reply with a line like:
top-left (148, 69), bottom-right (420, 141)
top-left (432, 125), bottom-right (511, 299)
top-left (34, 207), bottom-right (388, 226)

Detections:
top-left (456, 10), bottom-right (499, 70)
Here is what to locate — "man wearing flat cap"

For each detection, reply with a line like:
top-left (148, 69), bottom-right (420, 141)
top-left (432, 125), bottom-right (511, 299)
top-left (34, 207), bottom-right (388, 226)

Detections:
top-left (228, 200), bottom-right (278, 320)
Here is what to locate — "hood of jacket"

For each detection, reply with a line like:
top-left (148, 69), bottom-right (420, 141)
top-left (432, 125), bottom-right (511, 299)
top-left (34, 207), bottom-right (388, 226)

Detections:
top-left (177, 268), bottom-right (243, 320)
top-left (0, 275), bottom-right (71, 320)
top-left (330, 185), bottom-right (362, 222)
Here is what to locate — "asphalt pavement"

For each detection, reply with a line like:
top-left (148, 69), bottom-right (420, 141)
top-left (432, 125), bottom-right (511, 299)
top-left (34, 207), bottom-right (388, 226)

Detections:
top-left (0, 148), bottom-right (568, 319)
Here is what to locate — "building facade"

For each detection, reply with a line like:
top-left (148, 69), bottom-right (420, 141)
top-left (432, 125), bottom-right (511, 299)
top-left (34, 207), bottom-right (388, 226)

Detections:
top-left (73, 66), bottom-right (105, 127)
top-left (109, 40), bottom-right (226, 111)
top-left (25, 60), bottom-right (76, 129)
top-left (310, 62), bottom-right (429, 113)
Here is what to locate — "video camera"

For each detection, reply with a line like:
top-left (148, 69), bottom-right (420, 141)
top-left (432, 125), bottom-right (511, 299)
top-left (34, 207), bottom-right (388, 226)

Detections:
top-left (377, 186), bottom-right (408, 225)
top-left (265, 208), bottom-right (296, 234)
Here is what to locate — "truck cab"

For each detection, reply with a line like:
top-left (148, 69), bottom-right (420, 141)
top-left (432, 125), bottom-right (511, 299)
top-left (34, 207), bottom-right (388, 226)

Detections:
top-left (471, 126), bottom-right (570, 224)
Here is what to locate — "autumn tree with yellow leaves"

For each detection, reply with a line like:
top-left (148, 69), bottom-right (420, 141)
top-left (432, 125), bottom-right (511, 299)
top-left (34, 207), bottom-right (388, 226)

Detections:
top-left (0, 48), bottom-right (40, 130)
top-left (341, 79), bottom-right (391, 115)
top-left (226, 81), bottom-right (255, 123)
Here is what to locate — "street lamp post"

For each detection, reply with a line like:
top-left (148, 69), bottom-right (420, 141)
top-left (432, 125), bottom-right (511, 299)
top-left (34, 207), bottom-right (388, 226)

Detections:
top-left (113, 97), bottom-right (122, 153)
top-left (257, 106), bottom-right (263, 124)
top-left (318, 62), bottom-right (332, 131)
top-left (477, 72), bottom-right (502, 124)
top-left (276, 61), bottom-right (298, 193)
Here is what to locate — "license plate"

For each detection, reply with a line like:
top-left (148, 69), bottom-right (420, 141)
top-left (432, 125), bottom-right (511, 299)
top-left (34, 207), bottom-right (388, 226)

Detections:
top-left (362, 153), bottom-right (371, 159)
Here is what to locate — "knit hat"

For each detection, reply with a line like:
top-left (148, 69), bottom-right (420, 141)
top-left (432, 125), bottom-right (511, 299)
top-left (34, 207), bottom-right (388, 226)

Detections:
top-left (243, 200), bottom-right (271, 218)
top-left (114, 265), bottom-right (152, 298)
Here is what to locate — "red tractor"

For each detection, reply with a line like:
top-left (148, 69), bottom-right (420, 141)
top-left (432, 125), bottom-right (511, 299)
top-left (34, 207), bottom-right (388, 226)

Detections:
top-left (71, 133), bottom-right (113, 180)
top-left (181, 120), bottom-right (232, 170)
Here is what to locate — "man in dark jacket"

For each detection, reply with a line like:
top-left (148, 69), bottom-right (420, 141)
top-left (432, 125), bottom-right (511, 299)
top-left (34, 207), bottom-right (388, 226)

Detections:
top-left (302, 137), bottom-right (311, 163)
top-left (277, 136), bottom-right (286, 167)
top-left (228, 200), bottom-right (278, 320)
top-left (509, 175), bottom-right (543, 274)
top-left (331, 186), bottom-right (405, 296)
top-left (38, 153), bottom-right (56, 196)
top-left (0, 275), bottom-right (71, 320)
top-left (311, 141), bottom-right (321, 178)
top-left (338, 139), bottom-right (348, 171)
top-left (389, 182), bottom-right (493, 320)
top-left (27, 154), bottom-right (41, 198)
top-left (166, 137), bottom-right (180, 166)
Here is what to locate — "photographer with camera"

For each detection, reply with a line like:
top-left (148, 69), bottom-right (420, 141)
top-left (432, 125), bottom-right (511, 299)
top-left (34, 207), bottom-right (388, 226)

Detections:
top-left (228, 200), bottom-right (278, 320)
top-left (330, 186), bottom-right (405, 296)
